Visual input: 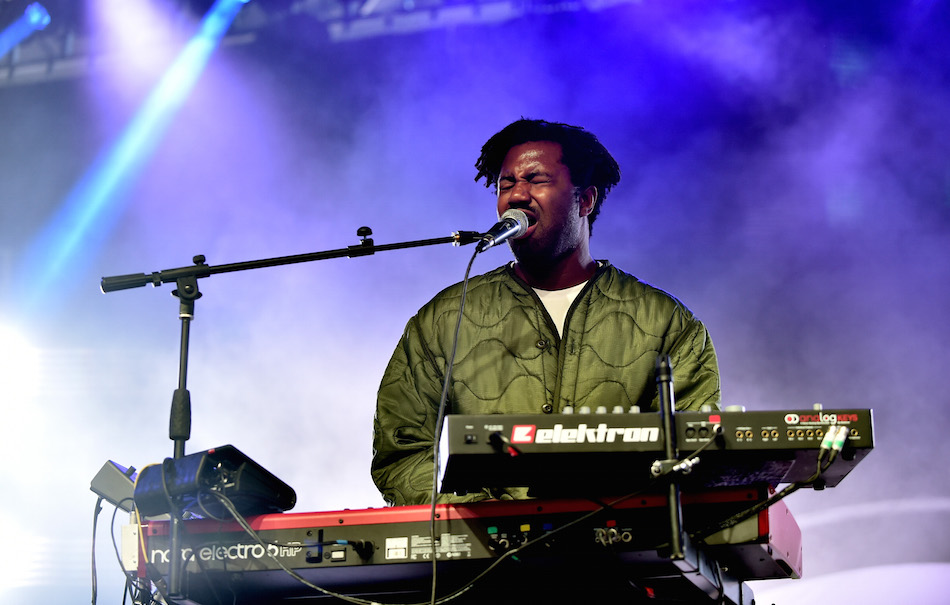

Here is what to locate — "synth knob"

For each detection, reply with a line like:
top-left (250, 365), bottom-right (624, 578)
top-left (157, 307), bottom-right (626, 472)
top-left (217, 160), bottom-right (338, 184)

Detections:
top-left (627, 406), bottom-right (641, 414)
top-left (723, 405), bottom-right (746, 412)
top-left (813, 403), bottom-right (824, 411)
top-left (562, 405), bottom-right (575, 415)
top-left (578, 406), bottom-right (591, 415)
top-left (595, 406), bottom-right (608, 414)
top-left (700, 404), bottom-right (714, 412)
top-left (612, 406), bottom-right (624, 414)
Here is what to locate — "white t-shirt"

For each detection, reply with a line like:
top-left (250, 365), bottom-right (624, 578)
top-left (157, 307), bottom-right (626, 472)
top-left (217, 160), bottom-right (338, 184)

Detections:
top-left (533, 281), bottom-right (588, 337)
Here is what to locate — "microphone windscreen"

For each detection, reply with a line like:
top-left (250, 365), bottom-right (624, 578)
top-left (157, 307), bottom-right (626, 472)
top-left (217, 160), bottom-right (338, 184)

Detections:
top-left (500, 209), bottom-right (529, 237)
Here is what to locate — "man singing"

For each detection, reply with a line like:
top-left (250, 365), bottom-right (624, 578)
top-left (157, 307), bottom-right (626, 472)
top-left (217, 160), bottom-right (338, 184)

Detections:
top-left (372, 118), bottom-right (720, 507)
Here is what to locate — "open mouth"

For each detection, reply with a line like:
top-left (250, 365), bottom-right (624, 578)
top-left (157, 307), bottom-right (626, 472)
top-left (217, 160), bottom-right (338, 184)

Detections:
top-left (514, 214), bottom-right (536, 239)
top-left (515, 216), bottom-right (536, 240)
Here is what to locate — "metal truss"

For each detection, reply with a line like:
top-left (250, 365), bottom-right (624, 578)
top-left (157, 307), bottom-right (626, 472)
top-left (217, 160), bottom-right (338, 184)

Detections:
top-left (0, 0), bottom-right (628, 86)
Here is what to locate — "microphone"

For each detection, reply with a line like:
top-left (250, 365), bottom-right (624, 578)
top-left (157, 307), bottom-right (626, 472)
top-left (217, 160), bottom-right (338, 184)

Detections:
top-left (475, 209), bottom-right (529, 253)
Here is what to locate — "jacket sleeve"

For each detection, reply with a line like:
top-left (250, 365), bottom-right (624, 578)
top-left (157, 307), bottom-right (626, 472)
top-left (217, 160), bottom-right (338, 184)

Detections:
top-left (371, 315), bottom-right (487, 506)
top-left (666, 311), bottom-right (721, 411)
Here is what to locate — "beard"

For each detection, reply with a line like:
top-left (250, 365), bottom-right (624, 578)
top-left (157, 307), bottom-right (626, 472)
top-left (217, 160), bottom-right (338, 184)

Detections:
top-left (509, 208), bottom-right (585, 264)
top-left (508, 228), bottom-right (586, 282)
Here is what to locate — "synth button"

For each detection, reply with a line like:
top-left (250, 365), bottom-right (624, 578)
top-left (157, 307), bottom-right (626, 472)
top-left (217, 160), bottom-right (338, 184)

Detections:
top-left (541, 403), bottom-right (554, 414)
top-left (464, 434), bottom-right (478, 444)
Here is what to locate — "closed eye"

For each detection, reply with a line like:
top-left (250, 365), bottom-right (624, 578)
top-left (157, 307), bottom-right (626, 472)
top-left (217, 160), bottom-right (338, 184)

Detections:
top-left (525, 172), bottom-right (550, 184)
top-left (498, 173), bottom-right (551, 190)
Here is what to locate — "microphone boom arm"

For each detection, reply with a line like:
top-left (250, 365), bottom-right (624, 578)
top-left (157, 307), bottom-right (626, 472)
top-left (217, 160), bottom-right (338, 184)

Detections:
top-left (100, 229), bottom-right (481, 292)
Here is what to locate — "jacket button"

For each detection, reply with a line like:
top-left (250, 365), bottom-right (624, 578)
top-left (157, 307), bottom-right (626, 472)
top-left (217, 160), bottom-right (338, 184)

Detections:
top-left (541, 403), bottom-right (554, 414)
top-left (536, 340), bottom-right (547, 349)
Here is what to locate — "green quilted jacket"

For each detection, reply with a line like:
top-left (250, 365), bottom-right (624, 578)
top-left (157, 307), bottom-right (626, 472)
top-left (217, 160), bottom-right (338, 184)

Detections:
top-left (371, 261), bottom-right (720, 506)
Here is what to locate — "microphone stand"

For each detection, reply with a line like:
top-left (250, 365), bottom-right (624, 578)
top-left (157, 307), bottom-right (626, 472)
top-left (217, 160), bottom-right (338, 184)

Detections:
top-left (653, 354), bottom-right (685, 559)
top-left (652, 356), bottom-right (744, 604)
top-left (101, 227), bottom-right (480, 598)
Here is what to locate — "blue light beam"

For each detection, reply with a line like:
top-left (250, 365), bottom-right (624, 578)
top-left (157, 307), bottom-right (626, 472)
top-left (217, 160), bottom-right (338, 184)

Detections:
top-left (16, 0), bottom-right (249, 311)
top-left (0, 2), bottom-right (51, 60)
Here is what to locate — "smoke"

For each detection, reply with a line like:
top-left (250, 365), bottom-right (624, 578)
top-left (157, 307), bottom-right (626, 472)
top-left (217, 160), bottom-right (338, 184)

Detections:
top-left (1, 1), bottom-right (948, 602)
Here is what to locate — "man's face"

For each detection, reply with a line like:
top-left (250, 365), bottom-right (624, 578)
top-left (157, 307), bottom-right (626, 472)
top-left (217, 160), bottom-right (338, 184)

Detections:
top-left (496, 140), bottom-right (590, 262)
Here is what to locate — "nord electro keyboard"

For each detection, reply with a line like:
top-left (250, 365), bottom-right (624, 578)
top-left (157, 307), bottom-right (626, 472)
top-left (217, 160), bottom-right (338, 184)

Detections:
top-left (137, 485), bottom-right (800, 605)
top-left (439, 407), bottom-right (873, 496)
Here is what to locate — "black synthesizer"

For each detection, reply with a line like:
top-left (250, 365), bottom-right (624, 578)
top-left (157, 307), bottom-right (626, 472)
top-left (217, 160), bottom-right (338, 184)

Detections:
top-left (439, 407), bottom-right (874, 496)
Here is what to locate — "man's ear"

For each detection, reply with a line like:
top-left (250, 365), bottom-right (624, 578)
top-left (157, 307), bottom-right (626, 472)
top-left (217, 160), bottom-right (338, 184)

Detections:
top-left (579, 186), bottom-right (598, 217)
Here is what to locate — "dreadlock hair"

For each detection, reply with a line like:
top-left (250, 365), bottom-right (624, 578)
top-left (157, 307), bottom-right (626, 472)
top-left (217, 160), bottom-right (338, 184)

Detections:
top-left (474, 118), bottom-right (621, 234)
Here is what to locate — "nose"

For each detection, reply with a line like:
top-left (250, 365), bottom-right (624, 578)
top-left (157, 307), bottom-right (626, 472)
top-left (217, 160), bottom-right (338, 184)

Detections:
top-left (506, 181), bottom-right (531, 204)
